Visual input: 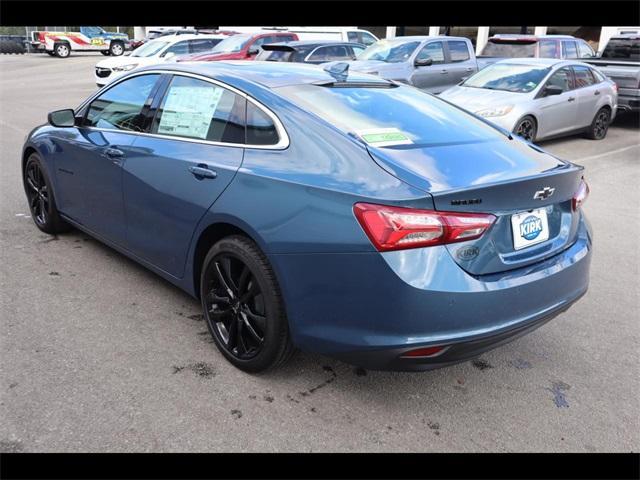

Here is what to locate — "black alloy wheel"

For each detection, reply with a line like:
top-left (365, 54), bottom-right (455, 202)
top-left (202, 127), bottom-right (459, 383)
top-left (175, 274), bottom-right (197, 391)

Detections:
top-left (514, 116), bottom-right (537, 142)
top-left (200, 236), bottom-right (295, 372)
top-left (587, 108), bottom-right (611, 140)
top-left (23, 154), bottom-right (70, 234)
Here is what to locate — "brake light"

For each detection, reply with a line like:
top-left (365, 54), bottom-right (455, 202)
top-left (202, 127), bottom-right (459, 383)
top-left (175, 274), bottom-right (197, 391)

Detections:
top-left (572, 179), bottom-right (590, 211)
top-left (400, 345), bottom-right (449, 358)
top-left (353, 203), bottom-right (496, 252)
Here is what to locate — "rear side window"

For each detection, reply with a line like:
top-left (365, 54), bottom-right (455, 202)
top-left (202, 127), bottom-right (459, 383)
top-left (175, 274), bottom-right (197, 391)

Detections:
top-left (577, 40), bottom-right (595, 58)
top-left (447, 41), bottom-right (470, 62)
top-left (152, 76), bottom-right (245, 143)
top-left (85, 74), bottom-right (160, 131)
top-left (562, 40), bottom-right (578, 58)
top-left (572, 65), bottom-right (596, 88)
top-left (246, 102), bottom-right (279, 146)
top-left (416, 41), bottom-right (445, 64)
top-left (538, 40), bottom-right (560, 58)
top-left (481, 40), bottom-right (536, 57)
top-left (348, 31), bottom-right (377, 46)
top-left (591, 68), bottom-right (606, 83)
top-left (189, 38), bottom-right (221, 54)
top-left (546, 67), bottom-right (575, 92)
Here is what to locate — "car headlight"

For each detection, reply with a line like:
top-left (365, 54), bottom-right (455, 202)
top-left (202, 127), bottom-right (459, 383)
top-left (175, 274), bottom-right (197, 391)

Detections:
top-left (112, 64), bottom-right (138, 72)
top-left (475, 105), bottom-right (514, 118)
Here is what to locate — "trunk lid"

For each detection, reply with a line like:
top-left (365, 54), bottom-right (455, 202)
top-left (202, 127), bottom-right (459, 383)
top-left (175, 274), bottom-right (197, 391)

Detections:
top-left (366, 137), bottom-right (584, 275)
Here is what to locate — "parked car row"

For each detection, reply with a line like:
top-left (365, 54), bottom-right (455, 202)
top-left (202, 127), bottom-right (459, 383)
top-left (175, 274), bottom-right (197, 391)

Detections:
top-left (91, 30), bottom-right (638, 144)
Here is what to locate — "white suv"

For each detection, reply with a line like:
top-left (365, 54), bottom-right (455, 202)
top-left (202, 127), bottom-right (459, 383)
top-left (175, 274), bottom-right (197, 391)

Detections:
top-left (94, 33), bottom-right (228, 87)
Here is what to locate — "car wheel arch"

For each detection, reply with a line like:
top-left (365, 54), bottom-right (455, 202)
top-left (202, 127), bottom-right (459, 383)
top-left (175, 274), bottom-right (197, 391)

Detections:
top-left (191, 220), bottom-right (269, 300)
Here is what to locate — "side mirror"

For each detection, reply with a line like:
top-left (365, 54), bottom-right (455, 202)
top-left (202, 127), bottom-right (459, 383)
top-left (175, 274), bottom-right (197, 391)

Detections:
top-left (543, 85), bottom-right (563, 97)
top-left (414, 57), bottom-right (433, 67)
top-left (248, 46), bottom-right (260, 56)
top-left (48, 109), bottom-right (76, 128)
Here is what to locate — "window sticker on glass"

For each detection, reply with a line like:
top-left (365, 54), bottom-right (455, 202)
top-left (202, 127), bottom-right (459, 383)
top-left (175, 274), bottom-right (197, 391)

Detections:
top-left (158, 86), bottom-right (224, 139)
top-left (356, 128), bottom-right (413, 147)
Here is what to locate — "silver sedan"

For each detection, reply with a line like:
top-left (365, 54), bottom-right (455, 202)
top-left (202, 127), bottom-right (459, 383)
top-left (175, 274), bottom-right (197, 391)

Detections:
top-left (439, 58), bottom-right (618, 142)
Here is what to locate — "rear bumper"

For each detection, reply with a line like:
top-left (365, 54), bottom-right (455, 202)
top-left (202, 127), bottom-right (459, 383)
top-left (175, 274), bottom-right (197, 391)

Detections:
top-left (270, 213), bottom-right (592, 371)
top-left (617, 90), bottom-right (640, 112)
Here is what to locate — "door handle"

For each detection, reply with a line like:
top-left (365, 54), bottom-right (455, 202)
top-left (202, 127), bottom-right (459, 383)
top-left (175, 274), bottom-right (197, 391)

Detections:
top-left (189, 165), bottom-right (217, 179)
top-left (465, 67), bottom-right (474, 71)
top-left (440, 69), bottom-right (448, 74)
top-left (567, 97), bottom-right (576, 102)
top-left (594, 90), bottom-right (601, 95)
top-left (103, 147), bottom-right (125, 164)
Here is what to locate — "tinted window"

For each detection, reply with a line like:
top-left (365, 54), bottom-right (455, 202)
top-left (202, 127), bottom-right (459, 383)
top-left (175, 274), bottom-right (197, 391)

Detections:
top-left (591, 68), bottom-right (606, 83)
top-left (539, 40), bottom-right (560, 58)
top-left (307, 45), bottom-right (352, 62)
top-left (85, 74), bottom-right (160, 131)
top-left (572, 65), bottom-right (596, 88)
top-left (546, 67), bottom-right (574, 92)
top-left (416, 41), bottom-right (445, 64)
top-left (277, 35), bottom-right (296, 43)
top-left (162, 41), bottom-right (189, 57)
top-left (577, 40), bottom-right (595, 58)
top-left (358, 40), bottom-right (420, 63)
top-left (256, 48), bottom-right (293, 62)
top-left (277, 83), bottom-right (507, 146)
top-left (448, 41), bottom-right (470, 62)
top-left (463, 63), bottom-right (551, 93)
top-left (246, 102), bottom-right (279, 146)
top-left (481, 40), bottom-right (536, 57)
top-left (562, 40), bottom-right (578, 58)
top-left (152, 76), bottom-right (245, 143)
top-left (189, 38), bottom-right (222, 54)
top-left (359, 32), bottom-right (377, 46)
top-left (601, 38), bottom-right (640, 61)
top-left (347, 32), bottom-right (358, 43)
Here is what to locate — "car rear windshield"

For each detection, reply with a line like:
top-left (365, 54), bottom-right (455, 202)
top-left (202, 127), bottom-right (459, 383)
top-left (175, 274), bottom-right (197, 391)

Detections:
top-left (276, 83), bottom-right (506, 146)
top-left (357, 40), bottom-right (421, 63)
top-left (463, 63), bottom-right (551, 93)
top-left (481, 40), bottom-right (537, 58)
top-left (601, 38), bottom-right (640, 61)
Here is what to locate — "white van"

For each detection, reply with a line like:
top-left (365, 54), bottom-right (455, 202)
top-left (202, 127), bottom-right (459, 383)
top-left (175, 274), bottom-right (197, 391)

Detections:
top-left (219, 26), bottom-right (378, 45)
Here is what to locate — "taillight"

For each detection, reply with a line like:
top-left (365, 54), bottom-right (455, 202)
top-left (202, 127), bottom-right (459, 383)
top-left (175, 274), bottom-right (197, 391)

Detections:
top-left (400, 345), bottom-right (450, 358)
top-left (353, 202), bottom-right (496, 252)
top-left (572, 178), bottom-right (590, 211)
top-left (611, 82), bottom-right (618, 94)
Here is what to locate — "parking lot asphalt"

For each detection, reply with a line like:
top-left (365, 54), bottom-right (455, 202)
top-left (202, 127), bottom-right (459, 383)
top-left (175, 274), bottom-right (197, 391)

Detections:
top-left (0, 54), bottom-right (638, 453)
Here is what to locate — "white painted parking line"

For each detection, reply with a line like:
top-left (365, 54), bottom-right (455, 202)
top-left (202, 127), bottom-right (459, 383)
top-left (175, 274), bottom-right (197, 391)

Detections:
top-left (578, 144), bottom-right (639, 162)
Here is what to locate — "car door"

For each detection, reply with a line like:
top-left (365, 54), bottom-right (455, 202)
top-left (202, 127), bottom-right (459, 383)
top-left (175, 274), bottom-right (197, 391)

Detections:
top-left (410, 40), bottom-right (448, 93)
top-left (54, 73), bottom-right (162, 246)
top-left (535, 66), bottom-right (579, 138)
top-left (123, 74), bottom-right (246, 277)
top-left (443, 40), bottom-right (476, 85)
top-left (572, 65), bottom-right (601, 127)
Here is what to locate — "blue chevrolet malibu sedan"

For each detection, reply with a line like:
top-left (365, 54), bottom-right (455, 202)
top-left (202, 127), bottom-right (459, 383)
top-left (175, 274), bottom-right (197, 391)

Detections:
top-left (22, 61), bottom-right (592, 372)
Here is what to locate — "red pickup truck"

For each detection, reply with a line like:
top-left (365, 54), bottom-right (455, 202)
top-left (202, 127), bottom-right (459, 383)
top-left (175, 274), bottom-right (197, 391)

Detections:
top-left (177, 31), bottom-right (298, 62)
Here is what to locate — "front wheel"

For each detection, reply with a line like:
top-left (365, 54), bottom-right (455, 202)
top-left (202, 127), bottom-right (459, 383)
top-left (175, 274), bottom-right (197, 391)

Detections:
top-left (513, 115), bottom-right (537, 142)
top-left (200, 235), bottom-right (295, 373)
top-left (23, 154), bottom-right (71, 234)
top-left (109, 41), bottom-right (124, 56)
top-left (585, 107), bottom-right (611, 140)
top-left (53, 43), bottom-right (70, 58)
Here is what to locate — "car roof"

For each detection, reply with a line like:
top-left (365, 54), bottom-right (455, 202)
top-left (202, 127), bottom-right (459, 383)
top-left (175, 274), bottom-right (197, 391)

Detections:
top-left (134, 61), bottom-right (388, 90)
top-left (489, 34), bottom-right (577, 40)
top-left (263, 40), bottom-right (361, 49)
top-left (492, 58), bottom-right (598, 68)
top-left (383, 35), bottom-right (469, 42)
top-left (152, 33), bottom-right (228, 44)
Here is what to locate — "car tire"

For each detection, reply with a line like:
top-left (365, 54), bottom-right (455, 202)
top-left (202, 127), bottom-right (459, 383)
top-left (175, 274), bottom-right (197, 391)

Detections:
top-left (585, 107), bottom-right (611, 140)
top-left (53, 42), bottom-right (70, 58)
top-left (23, 153), bottom-right (71, 235)
top-left (513, 115), bottom-right (537, 142)
top-left (200, 235), bottom-right (295, 373)
top-left (100, 50), bottom-right (110, 56)
top-left (109, 41), bottom-right (124, 56)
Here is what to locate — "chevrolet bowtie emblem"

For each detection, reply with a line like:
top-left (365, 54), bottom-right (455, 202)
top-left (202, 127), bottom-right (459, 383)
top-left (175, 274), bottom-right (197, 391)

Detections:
top-left (533, 187), bottom-right (555, 200)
